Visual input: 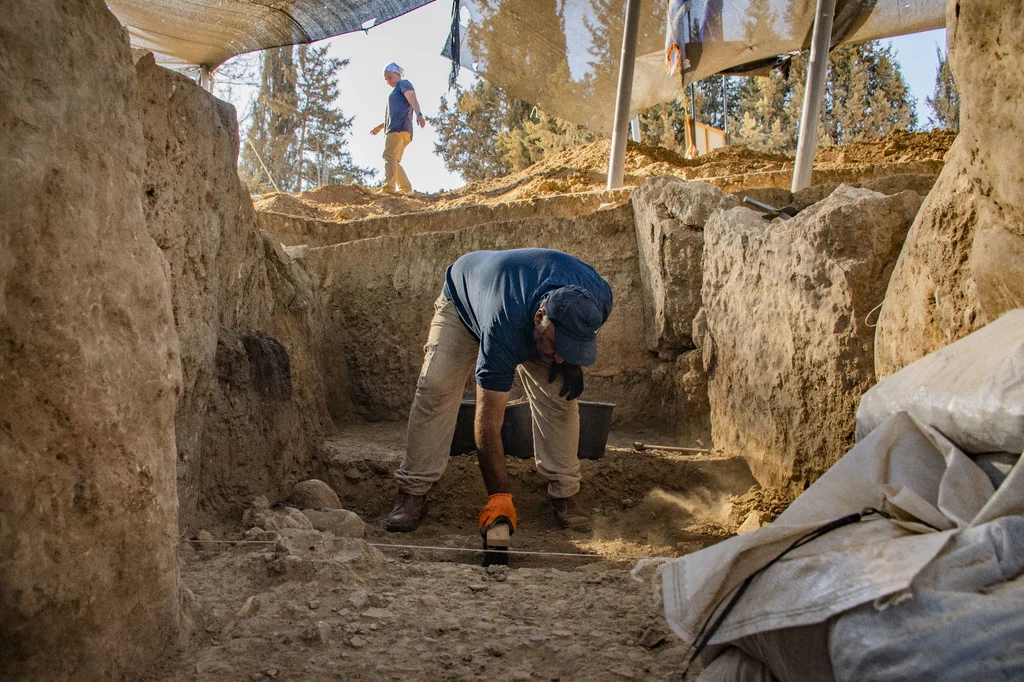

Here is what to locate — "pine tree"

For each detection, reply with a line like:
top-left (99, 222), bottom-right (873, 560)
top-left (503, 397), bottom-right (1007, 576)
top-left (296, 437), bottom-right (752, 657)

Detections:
top-left (431, 79), bottom-right (596, 180)
top-left (728, 63), bottom-right (798, 153)
top-left (240, 45), bottom-right (369, 193)
top-left (497, 110), bottom-right (596, 172)
top-left (725, 41), bottom-right (916, 153)
top-left (293, 45), bottom-right (373, 189)
top-left (926, 46), bottom-right (959, 131)
top-left (431, 80), bottom-right (524, 180)
top-left (240, 47), bottom-right (299, 193)
top-left (822, 42), bottom-right (916, 145)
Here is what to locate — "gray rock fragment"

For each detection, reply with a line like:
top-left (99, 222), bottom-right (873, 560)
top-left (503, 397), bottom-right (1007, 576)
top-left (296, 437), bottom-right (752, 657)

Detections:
top-left (289, 479), bottom-right (342, 509)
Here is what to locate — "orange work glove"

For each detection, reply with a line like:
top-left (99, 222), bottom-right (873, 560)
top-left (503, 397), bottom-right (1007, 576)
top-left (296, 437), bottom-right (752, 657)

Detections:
top-left (478, 493), bottom-right (517, 536)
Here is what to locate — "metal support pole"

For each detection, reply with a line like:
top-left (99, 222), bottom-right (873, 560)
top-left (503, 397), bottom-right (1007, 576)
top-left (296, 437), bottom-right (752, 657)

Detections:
top-left (606, 0), bottom-right (642, 190)
top-left (200, 65), bottom-right (213, 91)
top-left (723, 75), bottom-right (729, 143)
top-left (791, 0), bottom-right (837, 192)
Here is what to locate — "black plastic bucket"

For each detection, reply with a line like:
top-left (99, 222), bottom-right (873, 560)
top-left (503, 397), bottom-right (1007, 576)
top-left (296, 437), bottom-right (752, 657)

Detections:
top-left (448, 400), bottom-right (614, 460)
top-left (577, 401), bottom-right (615, 460)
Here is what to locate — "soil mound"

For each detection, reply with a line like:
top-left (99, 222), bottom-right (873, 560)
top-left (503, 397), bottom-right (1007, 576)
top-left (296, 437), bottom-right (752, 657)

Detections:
top-left (254, 192), bottom-right (331, 220)
top-left (255, 131), bottom-right (955, 223)
top-left (815, 128), bottom-right (956, 166)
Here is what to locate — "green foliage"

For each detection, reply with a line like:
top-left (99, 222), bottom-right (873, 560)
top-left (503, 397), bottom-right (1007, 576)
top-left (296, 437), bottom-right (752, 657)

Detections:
top-left (431, 79), bottom-right (597, 181)
top-left (239, 45), bottom-right (372, 194)
top-left (294, 45), bottom-right (374, 189)
top-left (728, 41), bottom-right (917, 154)
top-left (926, 46), bottom-right (960, 132)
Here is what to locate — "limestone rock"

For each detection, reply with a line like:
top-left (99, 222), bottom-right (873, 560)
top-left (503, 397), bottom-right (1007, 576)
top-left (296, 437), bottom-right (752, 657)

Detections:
top-left (290, 479), bottom-right (342, 509)
top-left (637, 626), bottom-right (666, 648)
top-left (243, 528), bottom-right (282, 543)
top-left (241, 497), bottom-right (313, 531)
top-left (875, 0), bottom-right (1024, 374)
top-left (303, 508), bottom-right (366, 538)
top-left (736, 512), bottom-right (765, 534)
top-left (276, 528), bottom-right (328, 554)
top-left (0, 2), bottom-right (181, 678)
top-left (703, 185), bottom-right (920, 488)
top-left (631, 177), bottom-right (739, 353)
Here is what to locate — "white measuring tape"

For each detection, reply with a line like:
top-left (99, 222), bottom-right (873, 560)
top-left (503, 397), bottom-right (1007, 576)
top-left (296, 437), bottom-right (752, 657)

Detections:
top-left (185, 537), bottom-right (663, 561)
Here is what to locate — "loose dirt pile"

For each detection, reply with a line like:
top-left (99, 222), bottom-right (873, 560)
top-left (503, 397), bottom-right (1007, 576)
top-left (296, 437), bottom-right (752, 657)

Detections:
top-left (814, 129), bottom-right (956, 166)
top-left (254, 131), bottom-right (955, 223)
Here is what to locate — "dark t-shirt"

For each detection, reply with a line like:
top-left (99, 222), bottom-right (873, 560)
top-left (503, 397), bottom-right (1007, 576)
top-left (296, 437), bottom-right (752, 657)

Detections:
top-left (441, 248), bottom-right (613, 392)
top-left (385, 79), bottom-right (415, 136)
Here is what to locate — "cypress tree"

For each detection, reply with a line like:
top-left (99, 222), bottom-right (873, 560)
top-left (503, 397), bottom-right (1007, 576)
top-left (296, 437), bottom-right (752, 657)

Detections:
top-left (926, 46), bottom-right (959, 131)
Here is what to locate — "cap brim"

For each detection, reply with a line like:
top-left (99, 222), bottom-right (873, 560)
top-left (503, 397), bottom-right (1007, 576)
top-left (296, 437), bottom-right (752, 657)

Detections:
top-left (554, 327), bottom-right (597, 366)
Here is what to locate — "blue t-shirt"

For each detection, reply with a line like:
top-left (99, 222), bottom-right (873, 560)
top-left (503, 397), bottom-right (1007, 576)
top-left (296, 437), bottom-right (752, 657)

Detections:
top-left (441, 248), bottom-right (613, 392)
top-left (385, 79), bottom-right (415, 136)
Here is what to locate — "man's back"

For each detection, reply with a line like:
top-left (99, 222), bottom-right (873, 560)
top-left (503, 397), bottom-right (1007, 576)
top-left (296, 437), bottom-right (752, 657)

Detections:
top-left (442, 248), bottom-right (612, 391)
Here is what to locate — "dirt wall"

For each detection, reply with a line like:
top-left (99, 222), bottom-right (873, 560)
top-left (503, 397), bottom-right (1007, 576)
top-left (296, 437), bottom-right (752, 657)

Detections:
top-left (259, 190), bottom-right (631, 248)
top-left (701, 186), bottom-right (921, 488)
top-left (0, 2), bottom-right (181, 678)
top-left (135, 56), bottom-right (332, 532)
top-left (875, 0), bottom-right (1024, 374)
top-left (306, 204), bottom-right (678, 431)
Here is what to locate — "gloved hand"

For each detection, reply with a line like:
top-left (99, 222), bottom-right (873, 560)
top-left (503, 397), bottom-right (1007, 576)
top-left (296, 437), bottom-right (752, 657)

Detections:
top-left (479, 493), bottom-right (517, 537)
top-left (547, 361), bottom-right (584, 401)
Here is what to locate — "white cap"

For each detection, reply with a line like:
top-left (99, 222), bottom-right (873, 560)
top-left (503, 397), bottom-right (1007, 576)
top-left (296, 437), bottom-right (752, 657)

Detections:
top-left (383, 62), bottom-right (404, 77)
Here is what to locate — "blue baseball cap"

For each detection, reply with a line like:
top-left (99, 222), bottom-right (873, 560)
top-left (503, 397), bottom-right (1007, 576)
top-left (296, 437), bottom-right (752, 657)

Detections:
top-left (543, 285), bottom-right (605, 366)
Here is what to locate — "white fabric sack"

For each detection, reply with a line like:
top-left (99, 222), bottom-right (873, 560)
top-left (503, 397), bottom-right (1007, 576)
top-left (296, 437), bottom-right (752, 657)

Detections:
top-left (857, 308), bottom-right (1024, 454)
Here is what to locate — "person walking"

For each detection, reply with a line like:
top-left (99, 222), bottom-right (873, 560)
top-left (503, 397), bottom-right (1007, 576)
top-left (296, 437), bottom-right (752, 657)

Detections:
top-left (370, 62), bottom-right (425, 193)
top-left (385, 248), bottom-right (614, 542)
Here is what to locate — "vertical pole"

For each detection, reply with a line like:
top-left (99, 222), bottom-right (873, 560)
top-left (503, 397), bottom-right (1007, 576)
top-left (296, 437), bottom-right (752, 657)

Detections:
top-left (791, 0), bottom-right (837, 192)
top-left (200, 65), bottom-right (213, 91)
top-left (722, 75), bottom-right (729, 143)
top-left (630, 114), bottom-right (641, 142)
top-left (606, 0), bottom-right (642, 190)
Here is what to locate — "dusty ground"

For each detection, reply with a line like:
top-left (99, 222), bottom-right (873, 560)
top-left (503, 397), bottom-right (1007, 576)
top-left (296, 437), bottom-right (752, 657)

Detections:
top-left (149, 423), bottom-right (779, 681)
top-left (253, 130), bottom-right (955, 222)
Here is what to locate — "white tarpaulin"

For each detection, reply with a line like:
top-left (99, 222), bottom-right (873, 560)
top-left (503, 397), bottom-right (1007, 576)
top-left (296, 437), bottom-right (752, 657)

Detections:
top-left (660, 309), bottom-right (1024, 680)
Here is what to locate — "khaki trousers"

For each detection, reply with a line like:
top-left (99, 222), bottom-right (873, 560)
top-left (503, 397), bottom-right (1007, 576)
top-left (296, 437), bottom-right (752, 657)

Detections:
top-left (382, 131), bottom-right (412, 192)
top-left (396, 295), bottom-right (582, 499)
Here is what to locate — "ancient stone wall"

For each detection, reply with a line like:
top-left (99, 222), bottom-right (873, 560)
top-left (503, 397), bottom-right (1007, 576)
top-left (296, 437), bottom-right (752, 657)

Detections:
top-left (701, 186), bottom-right (921, 488)
top-left (134, 56), bottom-right (332, 532)
top-left (875, 0), bottom-right (1024, 374)
top-left (0, 2), bottom-right (181, 678)
top-left (306, 205), bottom-right (675, 430)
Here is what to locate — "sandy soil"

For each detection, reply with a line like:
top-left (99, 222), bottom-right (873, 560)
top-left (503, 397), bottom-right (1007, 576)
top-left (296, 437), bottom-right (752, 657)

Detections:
top-left (148, 422), bottom-right (778, 681)
top-left (253, 130), bottom-right (955, 223)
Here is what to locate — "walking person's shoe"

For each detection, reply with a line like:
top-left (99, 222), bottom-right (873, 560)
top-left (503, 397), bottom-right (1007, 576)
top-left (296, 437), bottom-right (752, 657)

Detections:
top-left (385, 491), bottom-right (428, 532)
top-left (551, 494), bottom-right (592, 532)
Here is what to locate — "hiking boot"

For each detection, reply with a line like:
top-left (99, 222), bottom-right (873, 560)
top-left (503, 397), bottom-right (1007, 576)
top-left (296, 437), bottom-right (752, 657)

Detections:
top-left (551, 494), bottom-right (592, 532)
top-left (385, 491), bottom-right (428, 532)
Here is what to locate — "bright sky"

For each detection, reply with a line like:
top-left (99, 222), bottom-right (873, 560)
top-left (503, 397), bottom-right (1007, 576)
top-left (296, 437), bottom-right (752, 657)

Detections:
top-left (215, 1), bottom-right (948, 194)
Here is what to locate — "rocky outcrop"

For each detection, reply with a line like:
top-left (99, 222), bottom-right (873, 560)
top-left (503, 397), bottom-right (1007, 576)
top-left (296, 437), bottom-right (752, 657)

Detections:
top-left (632, 178), bottom-right (739, 356)
top-left (875, 0), bottom-right (1024, 374)
top-left (702, 186), bottom-right (921, 488)
top-left (134, 55), bottom-right (332, 531)
top-left (0, 2), bottom-right (181, 678)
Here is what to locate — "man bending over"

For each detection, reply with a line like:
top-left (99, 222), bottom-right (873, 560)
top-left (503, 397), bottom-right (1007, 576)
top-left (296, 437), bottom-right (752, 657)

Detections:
top-left (386, 248), bottom-right (613, 540)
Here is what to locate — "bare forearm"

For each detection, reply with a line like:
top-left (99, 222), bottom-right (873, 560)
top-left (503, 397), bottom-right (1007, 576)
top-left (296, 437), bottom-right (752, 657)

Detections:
top-left (475, 386), bottom-right (511, 495)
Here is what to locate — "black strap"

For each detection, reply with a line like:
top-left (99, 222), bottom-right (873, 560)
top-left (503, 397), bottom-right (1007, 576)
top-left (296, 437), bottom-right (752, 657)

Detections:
top-left (680, 507), bottom-right (888, 678)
